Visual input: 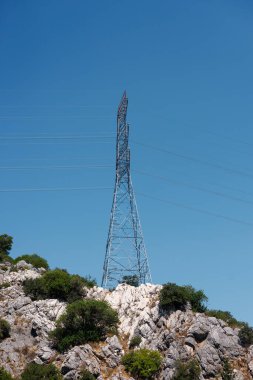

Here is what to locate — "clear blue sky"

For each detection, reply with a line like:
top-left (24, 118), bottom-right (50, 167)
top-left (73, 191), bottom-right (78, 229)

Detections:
top-left (0, 1), bottom-right (253, 324)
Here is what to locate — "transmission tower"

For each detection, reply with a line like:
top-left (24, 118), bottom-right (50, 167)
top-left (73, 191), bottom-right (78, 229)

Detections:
top-left (101, 92), bottom-right (152, 288)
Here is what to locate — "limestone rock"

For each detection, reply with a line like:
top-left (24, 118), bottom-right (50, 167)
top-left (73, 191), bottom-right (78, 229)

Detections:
top-left (0, 265), bottom-right (252, 379)
top-left (61, 345), bottom-right (100, 376)
top-left (100, 335), bottom-right (123, 368)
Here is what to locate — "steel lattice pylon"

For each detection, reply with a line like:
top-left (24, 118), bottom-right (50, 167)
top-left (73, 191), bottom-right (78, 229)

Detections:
top-left (101, 92), bottom-right (152, 288)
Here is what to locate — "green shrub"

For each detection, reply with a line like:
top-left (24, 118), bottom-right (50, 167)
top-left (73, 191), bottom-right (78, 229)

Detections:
top-left (129, 335), bottom-right (142, 349)
top-left (172, 359), bottom-right (200, 380)
top-left (206, 310), bottom-right (243, 328)
top-left (0, 282), bottom-right (10, 289)
top-left (159, 283), bottom-right (207, 313)
top-left (21, 363), bottom-right (62, 380)
top-left (79, 369), bottom-right (97, 380)
top-left (122, 275), bottom-right (139, 287)
top-left (0, 234), bottom-right (13, 262)
top-left (122, 349), bottom-right (162, 379)
top-left (14, 254), bottom-right (49, 270)
top-left (221, 359), bottom-right (233, 380)
top-left (23, 269), bottom-right (96, 303)
top-left (0, 367), bottom-right (14, 380)
top-left (0, 318), bottom-right (10, 341)
top-left (238, 323), bottom-right (253, 347)
top-left (50, 299), bottom-right (118, 352)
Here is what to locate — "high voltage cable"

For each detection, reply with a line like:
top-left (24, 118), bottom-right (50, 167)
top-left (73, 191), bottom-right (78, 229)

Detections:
top-left (137, 192), bottom-right (253, 227)
top-left (0, 116), bottom-right (113, 120)
top-left (0, 141), bottom-right (114, 146)
top-left (134, 169), bottom-right (253, 206)
top-left (0, 186), bottom-right (112, 193)
top-left (0, 164), bottom-right (112, 170)
top-left (0, 185), bottom-right (250, 226)
top-left (132, 140), bottom-right (253, 180)
top-left (0, 105), bottom-right (113, 108)
top-left (0, 134), bottom-right (115, 140)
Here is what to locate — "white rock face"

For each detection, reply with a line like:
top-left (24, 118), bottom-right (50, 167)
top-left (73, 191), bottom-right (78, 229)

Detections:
top-left (0, 264), bottom-right (253, 379)
top-left (88, 283), bottom-right (162, 339)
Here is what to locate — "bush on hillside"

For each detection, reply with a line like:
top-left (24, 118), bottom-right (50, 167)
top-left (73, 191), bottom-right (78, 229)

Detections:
top-left (23, 268), bottom-right (96, 303)
top-left (159, 283), bottom-right (207, 313)
top-left (20, 363), bottom-right (62, 380)
top-left (206, 309), bottom-right (243, 328)
top-left (79, 369), bottom-right (97, 380)
top-left (238, 323), bottom-right (253, 347)
top-left (0, 318), bottom-right (11, 341)
top-left (50, 299), bottom-right (118, 352)
top-left (0, 367), bottom-right (14, 380)
top-left (172, 359), bottom-right (200, 380)
top-left (221, 359), bottom-right (234, 380)
top-left (121, 275), bottom-right (139, 287)
top-left (129, 335), bottom-right (142, 349)
top-left (122, 349), bottom-right (162, 379)
top-left (14, 254), bottom-right (49, 270)
top-left (0, 234), bottom-right (13, 262)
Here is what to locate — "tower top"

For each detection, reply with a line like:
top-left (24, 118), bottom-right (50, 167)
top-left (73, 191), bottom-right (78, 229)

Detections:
top-left (117, 91), bottom-right (128, 124)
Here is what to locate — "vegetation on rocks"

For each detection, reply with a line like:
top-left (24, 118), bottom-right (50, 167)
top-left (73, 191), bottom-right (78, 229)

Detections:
top-left (122, 275), bottom-right (139, 287)
top-left (122, 349), bottom-right (162, 379)
top-left (221, 359), bottom-right (234, 380)
top-left (20, 362), bottom-right (62, 380)
top-left (0, 234), bottom-right (13, 263)
top-left (0, 367), bottom-right (14, 380)
top-left (238, 323), bottom-right (253, 347)
top-left (23, 268), bottom-right (96, 303)
top-left (159, 283), bottom-right (207, 312)
top-left (129, 335), bottom-right (142, 349)
top-left (205, 309), bottom-right (243, 328)
top-left (79, 369), bottom-right (97, 380)
top-left (172, 359), bottom-right (201, 380)
top-left (0, 318), bottom-right (11, 341)
top-left (14, 254), bottom-right (49, 270)
top-left (50, 299), bottom-right (119, 352)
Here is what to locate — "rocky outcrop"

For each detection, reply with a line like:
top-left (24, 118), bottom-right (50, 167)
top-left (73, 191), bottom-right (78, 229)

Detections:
top-left (0, 263), bottom-right (253, 379)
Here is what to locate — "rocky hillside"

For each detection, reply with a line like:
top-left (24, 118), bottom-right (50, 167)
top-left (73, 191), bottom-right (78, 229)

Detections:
top-left (0, 261), bottom-right (253, 379)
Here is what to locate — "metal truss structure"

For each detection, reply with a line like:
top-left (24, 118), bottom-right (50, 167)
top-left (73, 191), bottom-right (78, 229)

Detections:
top-left (101, 92), bottom-right (152, 288)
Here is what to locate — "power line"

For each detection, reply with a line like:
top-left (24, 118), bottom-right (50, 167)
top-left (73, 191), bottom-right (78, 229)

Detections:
top-left (132, 140), bottom-right (253, 180)
top-left (0, 141), bottom-right (114, 146)
top-left (0, 105), bottom-right (113, 108)
top-left (0, 134), bottom-right (115, 140)
top-left (0, 186), bottom-right (112, 193)
top-left (0, 164), bottom-right (112, 170)
top-left (137, 192), bottom-right (253, 227)
top-left (134, 169), bottom-right (253, 206)
top-left (0, 115), bottom-right (114, 120)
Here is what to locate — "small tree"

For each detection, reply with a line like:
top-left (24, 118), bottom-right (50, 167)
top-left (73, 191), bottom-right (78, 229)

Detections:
top-left (221, 359), bottom-right (234, 380)
top-left (159, 283), bottom-right (207, 313)
top-left (14, 254), bottom-right (49, 270)
top-left (0, 318), bottom-right (11, 341)
top-left (0, 234), bottom-right (13, 262)
top-left (21, 363), bottom-right (62, 380)
top-left (122, 349), bottom-right (162, 379)
top-left (172, 359), bottom-right (200, 380)
top-left (129, 335), bottom-right (142, 349)
top-left (0, 367), bottom-right (14, 380)
top-left (238, 323), bottom-right (253, 347)
top-left (50, 299), bottom-right (119, 352)
top-left (23, 268), bottom-right (96, 302)
top-left (122, 275), bottom-right (139, 287)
